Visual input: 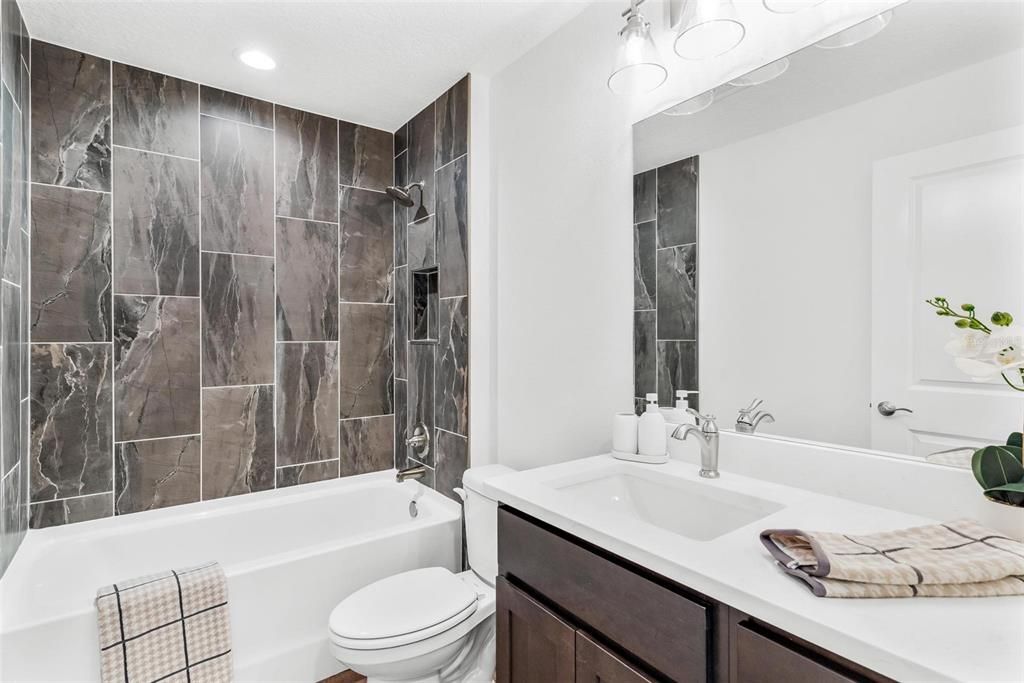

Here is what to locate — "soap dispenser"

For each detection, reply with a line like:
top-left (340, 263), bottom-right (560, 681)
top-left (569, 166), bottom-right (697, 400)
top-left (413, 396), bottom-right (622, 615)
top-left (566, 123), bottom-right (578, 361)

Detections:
top-left (635, 393), bottom-right (669, 464)
top-left (665, 390), bottom-right (697, 425)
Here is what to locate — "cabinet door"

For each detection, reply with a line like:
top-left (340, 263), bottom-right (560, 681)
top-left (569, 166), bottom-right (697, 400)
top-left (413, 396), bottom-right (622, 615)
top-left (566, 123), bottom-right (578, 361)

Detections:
top-left (496, 577), bottom-right (575, 683)
top-left (576, 632), bottom-right (655, 683)
top-left (735, 623), bottom-right (857, 683)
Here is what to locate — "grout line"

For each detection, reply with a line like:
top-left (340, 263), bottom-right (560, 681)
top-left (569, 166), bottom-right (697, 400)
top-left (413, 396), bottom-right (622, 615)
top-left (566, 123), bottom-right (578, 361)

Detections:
top-left (339, 183), bottom-right (385, 194)
top-left (272, 102), bottom-right (279, 488)
top-left (275, 339), bottom-right (340, 345)
top-left (436, 427), bottom-right (466, 440)
top-left (29, 490), bottom-right (114, 505)
top-left (114, 433), bottom-right (201, 445)
top-left (339, 300), bottom-right (394, 307)
top-left (30, 341), bottom-right (112, 346)
top-left (394, 148), bottom-right (406, 161)
top-left (276, 457), bottom-right (339, 470)
top-left (31, 181), bottom-right (109, 195)
top-left (434, 151), bottom-right (467, 174)
top-left (109, 59), bottom-right (117, 512)
top-left (199, 111), bottom-right (274, 132)
top-left (274, 214), bottom-right (337, 226)
top-left (112, 293), bottom-right (199, 298)
top-left (202, 383), bottom-right (273, 391)
top-left (1, 278), bottom-right (22, 288)
top-left (112, 143), bottom-right (199, 163)
top-left (200, 249), bottom-right (274, 259)
top-left (339, 413), bottom-right (395, 422)
top-left (198, 83), bottom-right (205, 501)
top-left (439, 295), bottom-right (466, 301)
top-left (656, 242), bottom-right (696, 251)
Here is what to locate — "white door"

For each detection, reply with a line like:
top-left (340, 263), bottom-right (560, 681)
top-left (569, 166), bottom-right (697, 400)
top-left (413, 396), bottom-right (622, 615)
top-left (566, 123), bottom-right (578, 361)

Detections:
top-left (871, 126), bottom-right (1024, 460)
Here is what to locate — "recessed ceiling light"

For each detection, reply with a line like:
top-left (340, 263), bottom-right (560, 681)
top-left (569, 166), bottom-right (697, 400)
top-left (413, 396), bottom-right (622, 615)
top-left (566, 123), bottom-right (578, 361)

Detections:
top-left (237, 49), bottom-right (276, 71)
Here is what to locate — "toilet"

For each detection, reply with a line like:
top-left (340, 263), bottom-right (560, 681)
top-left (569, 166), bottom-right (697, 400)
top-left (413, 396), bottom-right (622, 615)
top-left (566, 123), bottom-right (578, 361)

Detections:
top-left (328, 465), bottom-right (513, 683)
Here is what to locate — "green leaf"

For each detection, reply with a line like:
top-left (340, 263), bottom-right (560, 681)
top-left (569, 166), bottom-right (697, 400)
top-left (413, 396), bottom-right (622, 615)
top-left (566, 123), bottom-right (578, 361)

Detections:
top-left (972, 445), bottom-right (1024, 489)
top-left (983, 481), bottom-right (1024, 507)
top-left (1009, 432), bottom-right (1023, 448)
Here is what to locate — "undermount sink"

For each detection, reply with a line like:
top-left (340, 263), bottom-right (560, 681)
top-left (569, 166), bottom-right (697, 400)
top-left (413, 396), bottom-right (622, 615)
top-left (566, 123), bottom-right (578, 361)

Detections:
top-left (555, 472), bottom-right (784, 541)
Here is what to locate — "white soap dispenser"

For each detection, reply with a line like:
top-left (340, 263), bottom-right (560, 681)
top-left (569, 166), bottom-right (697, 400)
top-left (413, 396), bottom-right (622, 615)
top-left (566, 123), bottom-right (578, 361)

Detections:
top-left (635, 393), bottom-right (669, 464)
top-left (668, 390), bottom-right (697, 424)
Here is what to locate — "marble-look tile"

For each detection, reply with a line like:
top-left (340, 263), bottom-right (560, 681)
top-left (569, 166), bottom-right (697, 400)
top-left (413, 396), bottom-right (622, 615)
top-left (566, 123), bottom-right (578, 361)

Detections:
top-left (2, 84), bottom-right (25, 282)
top-left (633, 221), bottom-right (656, 310)
top-left (434, 429), bottom-right (467, 502)
top-left (394, 378), bottom-right (408, 464)
top-left (277, 459), bottom-right (338, 488)
top-left (114, 295), bottom-right (200, 440)
top-left (30, 343), bottom-right (112, 500)
top-left (276, 218), bottom-right (338, 341)
top-left (436, 155), bottom-right (468, 298)
top-left (436, 297), bottom-right (468, 436)
top-left (1, 464), bottom-right (25, 572)
top-left (338, 121), bottom-right (392, 191)
top-left (31, 42), bottom-right (111, 191)
top-left (393, 151), bottom-right (408, 262)
top-left (199, 86), bottom-right (273, 129)
top-left (201, 385), bottom-right (274, 499)
top-left (276, 342), bottom-right (339, 466)
top-left (406, 104), bottom-right (435, 218)
top-left (338, 187), bottom-right (394, 304)
top-left (31, 184), bottom-right (111, 342)
top-left (634, 310), bottom-right (657, 399)
top-left (339, 415), bottom-right (394, 477)
top-left (200, 115), bottom-right (274, 256)
top-left (29, 492), bottom-right (112, 529)
top-left (112, 147), bottom-right (199, 296)
top-left (407, 344), bottom-right (434, 466)
top-left (339, 303), bottom-right (394, 419)
top-left (633, 169), bottom-right (656, 224)
top-left (657, 245), bottom-right (697, 341)
top-left (114, 436), bottom-right (200, 514)
top-left (394, 122), bottom-right (408, 156)
top-left (656, 156), bottom-right (698, 248)
top-left (112, 63), bottom-right (198, 158)
top-left (275, 105), bottom-right (338, 222)
top-left (201, 253), bottom-right (275, 386)
top-left (2, 283), bottom-right (20, 476)
top-left (394, 266), bottom-right (408, 379)
top-left (411, 269), bottom-right (438, 343)
top-left (1, 0), bottom-right (27, 108)
top-left (658, 341), bottom-right (698, 408)
top-left (408, 215), bottom-right (436, 270)
top-left (435, 76), bottom-right (469, 169)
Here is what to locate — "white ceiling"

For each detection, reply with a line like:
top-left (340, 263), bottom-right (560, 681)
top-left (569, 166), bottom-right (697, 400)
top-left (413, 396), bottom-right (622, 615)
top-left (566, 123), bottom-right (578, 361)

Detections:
top-left (21, 0), bottom-right (592, 131)
top-left (634, 0), bottom-right (1024, 172)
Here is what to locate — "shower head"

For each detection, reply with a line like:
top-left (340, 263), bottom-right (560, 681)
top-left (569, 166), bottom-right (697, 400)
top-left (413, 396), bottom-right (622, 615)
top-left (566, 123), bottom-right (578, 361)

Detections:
top-left (385, 182), bottom-right (422, 208)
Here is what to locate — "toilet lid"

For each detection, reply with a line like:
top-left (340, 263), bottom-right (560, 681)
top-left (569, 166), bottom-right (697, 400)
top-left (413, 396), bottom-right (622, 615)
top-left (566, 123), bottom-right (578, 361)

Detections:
top-left (329, 568), bottom-right (478, 647)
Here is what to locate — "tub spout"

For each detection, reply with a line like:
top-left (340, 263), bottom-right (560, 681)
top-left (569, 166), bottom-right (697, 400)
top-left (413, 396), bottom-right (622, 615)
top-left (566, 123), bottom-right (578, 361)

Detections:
top-left (396, 465), bottom-right (427, 483)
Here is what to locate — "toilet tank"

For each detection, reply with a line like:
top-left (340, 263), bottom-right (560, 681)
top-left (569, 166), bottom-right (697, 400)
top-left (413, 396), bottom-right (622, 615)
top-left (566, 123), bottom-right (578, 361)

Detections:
top-left (460, 465), bottom-right (515, 585)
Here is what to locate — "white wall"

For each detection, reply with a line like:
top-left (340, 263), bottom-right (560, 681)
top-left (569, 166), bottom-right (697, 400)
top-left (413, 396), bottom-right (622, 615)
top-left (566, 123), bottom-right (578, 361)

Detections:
top-left (487, 1), bottom-right (911, 471)
top-left (699, 49), bottom-right (1024, 447)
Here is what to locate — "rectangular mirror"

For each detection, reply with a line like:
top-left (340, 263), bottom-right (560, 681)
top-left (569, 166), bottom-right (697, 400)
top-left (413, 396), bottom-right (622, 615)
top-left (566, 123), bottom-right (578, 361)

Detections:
top-left (632, 0), bottom-right (1024, 467)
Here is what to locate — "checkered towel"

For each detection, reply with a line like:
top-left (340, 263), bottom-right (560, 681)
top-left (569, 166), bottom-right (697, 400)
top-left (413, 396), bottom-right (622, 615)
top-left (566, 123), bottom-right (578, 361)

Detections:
top-left (761, 519), bottom-right (1024, 598)
top-left (96, 562), bottom-right (233, 682)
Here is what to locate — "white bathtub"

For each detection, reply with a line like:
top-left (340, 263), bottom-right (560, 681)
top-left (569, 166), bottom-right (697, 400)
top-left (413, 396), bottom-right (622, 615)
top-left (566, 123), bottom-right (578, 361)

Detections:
top-left (0, 471), bottom-right (462, 681)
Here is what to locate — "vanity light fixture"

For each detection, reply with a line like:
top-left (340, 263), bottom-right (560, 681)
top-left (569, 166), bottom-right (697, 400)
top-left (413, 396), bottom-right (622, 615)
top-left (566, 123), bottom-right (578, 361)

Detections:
top-left (814, 10), bottom-right (893, 49)
top-left (762, 0), bottom-right (826, 13)
top-left (608, 0), bottom-right (668, 96)
top-left (728, 57), bottom-right (789, 86)
top-left (237, 49), bottom-right (276, 70)
top-left (674, 0), bottom-right (746, 60)
top-left (662, 89), bottom-right (715, 116)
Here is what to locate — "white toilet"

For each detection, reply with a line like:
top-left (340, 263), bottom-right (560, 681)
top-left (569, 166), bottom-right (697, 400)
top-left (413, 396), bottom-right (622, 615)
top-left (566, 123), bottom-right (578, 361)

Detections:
top-left (328, 465), bottom-right (513, 683)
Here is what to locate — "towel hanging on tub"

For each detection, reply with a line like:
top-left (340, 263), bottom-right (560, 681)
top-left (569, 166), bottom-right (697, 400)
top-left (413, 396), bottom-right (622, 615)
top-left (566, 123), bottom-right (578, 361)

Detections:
top-left (95, 562), bottom-right (233, 682)
top-left (760, 518), bottom-right (1024, 598)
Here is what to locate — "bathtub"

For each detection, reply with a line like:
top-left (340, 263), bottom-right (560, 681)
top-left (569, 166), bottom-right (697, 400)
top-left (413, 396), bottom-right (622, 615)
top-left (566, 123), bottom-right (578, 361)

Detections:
top-left (0, 471), bottom-right (462, 681)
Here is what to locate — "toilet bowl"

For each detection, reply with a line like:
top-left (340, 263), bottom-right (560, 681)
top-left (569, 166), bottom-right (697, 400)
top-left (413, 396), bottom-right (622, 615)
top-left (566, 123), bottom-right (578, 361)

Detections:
top-left (328, 465), bottom-right (513, 683)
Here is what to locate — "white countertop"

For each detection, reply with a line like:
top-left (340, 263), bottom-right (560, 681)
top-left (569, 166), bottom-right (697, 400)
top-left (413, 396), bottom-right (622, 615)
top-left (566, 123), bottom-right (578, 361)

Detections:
top-left (486, 454), bottom-right (1024, 683)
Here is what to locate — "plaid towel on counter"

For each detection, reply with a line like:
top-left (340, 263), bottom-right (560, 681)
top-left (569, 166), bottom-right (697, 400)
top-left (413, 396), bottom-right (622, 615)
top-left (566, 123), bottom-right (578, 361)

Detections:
top-left (96, 562), bottom-right (233, 682)
top-left (760, 518), bottom-right (1024, 598)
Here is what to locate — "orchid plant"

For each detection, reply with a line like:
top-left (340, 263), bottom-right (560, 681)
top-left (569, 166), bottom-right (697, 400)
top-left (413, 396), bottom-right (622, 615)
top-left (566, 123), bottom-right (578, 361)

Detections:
top-left (926, 297), bottom-right (1023, 392)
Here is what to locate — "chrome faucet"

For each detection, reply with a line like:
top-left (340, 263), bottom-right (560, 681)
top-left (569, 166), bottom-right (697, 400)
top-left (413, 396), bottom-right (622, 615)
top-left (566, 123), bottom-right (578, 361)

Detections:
top-left (396, 465), bottom-right (426, 483)
top-left (671, 409), bottom-right (720, 479)
top-left (736, 398), bottom-right (774, 434)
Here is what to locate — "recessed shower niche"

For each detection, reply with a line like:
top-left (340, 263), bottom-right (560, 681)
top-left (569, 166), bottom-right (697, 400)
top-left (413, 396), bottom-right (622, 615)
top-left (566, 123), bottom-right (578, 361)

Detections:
top-left (411, 267), bottom-right (439, 344)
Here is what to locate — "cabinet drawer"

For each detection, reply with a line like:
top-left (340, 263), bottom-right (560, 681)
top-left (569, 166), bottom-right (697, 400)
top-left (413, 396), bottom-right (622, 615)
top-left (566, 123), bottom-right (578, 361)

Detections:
top-left (735, 623), bottom-right (858, 683)
top-left (499, 508), bottom-right (708, 680)
top-left (576, 632), bottom-right (656, 683)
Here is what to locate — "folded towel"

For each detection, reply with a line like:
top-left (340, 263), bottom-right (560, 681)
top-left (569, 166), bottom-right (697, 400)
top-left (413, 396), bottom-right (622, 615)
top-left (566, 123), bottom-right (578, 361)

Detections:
top-left (96, 562), bottom-right (233, 682)
top-left (760, 519), bottom-right (1024, 598)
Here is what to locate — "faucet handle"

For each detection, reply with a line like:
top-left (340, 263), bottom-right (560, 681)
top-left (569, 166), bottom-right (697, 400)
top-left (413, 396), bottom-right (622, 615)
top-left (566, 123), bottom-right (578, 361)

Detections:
top-left (686, 408), bottom-right (718, 432)
top-left (738, 398), bottom-right (763, 418)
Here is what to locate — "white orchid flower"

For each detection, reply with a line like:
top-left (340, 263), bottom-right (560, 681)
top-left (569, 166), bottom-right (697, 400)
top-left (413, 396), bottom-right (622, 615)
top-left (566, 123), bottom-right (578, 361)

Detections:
top-left (944, 330), bottom-right (990, 359)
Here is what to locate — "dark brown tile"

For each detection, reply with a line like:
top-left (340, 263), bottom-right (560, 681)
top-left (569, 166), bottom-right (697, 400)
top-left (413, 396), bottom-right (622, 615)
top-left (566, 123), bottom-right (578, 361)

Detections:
top-left (2, 83), bottom-right (26, 282)
top-left (30, 344), bottom-right (113, 501)
top-left (407, 343), bottom-right (434, 466)
top-left (657, 341), bottom-right (698, 407)
top-left (634, 310), bottom-right (656, 399)
top-left (29, 492), bottom-right (112, 529)
top-left (115, 436), bottom-right (200, 514)
top-left (656, 156), bottom-right (698, 248)
top-left (339, 304), bottom-right (393, 419)
top-left (407, 215), bottom-right (435, 270)
top-left (633, 169), bottom-right (655, 224)
top-left (114, 295), bottom-right (201, 440)
top-left (406, 104), bottom-right (435, 219)
top-left (277, 459), bottom-right (338, 488)
top-left (633, 221), bottom-right (656, 310)
top-left (276, 342), bottom-right (339, 466)
top-left (338, 121), bottom-right (392, 191)
top-left (199, 86), bottom-right (273, 128)
top-left (394, 266), bottom-right (408, 380)
top-left (112, 63), bottom-right (198, 158)
top-left (656, 245), bottom-right (697, 341)
top-left (434, 429), bottom-right (468, 502)
top-left (2, 284), bottom-right (21, 477)
top-left (201, 385), bottom-right (274, 499)
top-left (275, 105), bottom-right (338, 222)
top-left (276, 218), bottom-right (338, 341)
top-left (393, 151), bottom-right (408, 258)
top-left (435, 297), bottom-right (467, 436)
top-left (339, 187), bottom-right (393, 304)
top-left (339, 415), bottom-right (394, 477)
top-left (436, 155), bottom-right (468, 298)
top-left (435, 75), bottom-right (468, 169)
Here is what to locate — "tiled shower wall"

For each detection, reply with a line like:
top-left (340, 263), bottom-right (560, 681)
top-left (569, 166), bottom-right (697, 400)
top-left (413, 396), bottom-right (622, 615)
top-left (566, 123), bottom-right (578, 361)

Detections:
top-left (0, 0), bottom-right (30, 576)
top-left (393, 76), bottom-right (470, 499)
top-left (26, 36), bottom-right (471, 528)
top-left (633, 156), bottom-right (699, 413)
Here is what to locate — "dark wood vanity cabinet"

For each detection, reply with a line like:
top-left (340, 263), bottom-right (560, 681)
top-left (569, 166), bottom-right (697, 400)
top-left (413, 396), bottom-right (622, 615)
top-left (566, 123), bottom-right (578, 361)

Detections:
top-left (497, 506), bottom-right (894, 683)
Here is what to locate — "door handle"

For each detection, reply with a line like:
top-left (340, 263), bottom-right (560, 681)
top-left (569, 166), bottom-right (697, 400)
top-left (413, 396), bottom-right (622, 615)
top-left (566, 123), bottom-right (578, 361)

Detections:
top-left (877, 401), bottom-right (913, 417)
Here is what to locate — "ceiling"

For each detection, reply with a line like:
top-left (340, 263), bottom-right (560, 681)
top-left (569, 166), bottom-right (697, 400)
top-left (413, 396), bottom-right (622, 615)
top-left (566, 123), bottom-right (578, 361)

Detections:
top-left (21, 0), bottom-right (592, 131)
top-left (634, 0), bottom-right (1024, 172)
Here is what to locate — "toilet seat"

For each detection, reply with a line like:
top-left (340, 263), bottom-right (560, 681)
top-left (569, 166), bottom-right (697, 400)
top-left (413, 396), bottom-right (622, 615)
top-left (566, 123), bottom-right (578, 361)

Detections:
top-left (329, 567), bottom-right (480, 651)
